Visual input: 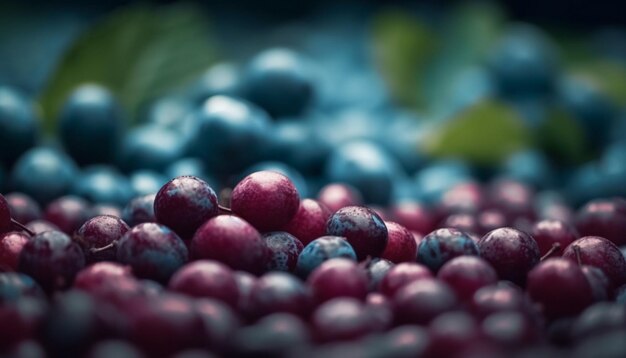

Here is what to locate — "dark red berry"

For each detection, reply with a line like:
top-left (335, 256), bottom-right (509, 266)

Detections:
top-left (531, 219), bottom-right (578, 258)
top-left (417, 228), bottom-right (479, 272)
top-left (43, 196), bottom-right (91, 235)
top-left (248, 272), bottom-right (311, 319)
top-left (169, 260), bottom-right (239, 306)
top-left (562, 236), bottom-right (626, 289)
top-left (379, 262), bottom-right (432, 297)
top-left (0, 231), bottom-right (30, 271)
top-left (575, 199), bottom-right (626, 246)
top-left (326, 206), bottom-right (388, 260)
top-left (317, 183), bottom-right (363, 213)
top-left (262, 231), bottom-right (303, 272)
top-left (282, 199), bottom-right (331, 246)
top-left (5, 193), bottom-right (41, 224)
top-left (437, 256), bottom-right (498, 302)
top-left (307, 258), bottom-right (368, 304)
top-left (75, 215), bottom-right (130, 262)
top-left (381, 221), bottom-right (417, 263)
top-left (478, 227), bottom-right (540, 284)
top-left (389, 202), bottom-right (435, 235)
top-left (393, 279), bottom-right (457, 325)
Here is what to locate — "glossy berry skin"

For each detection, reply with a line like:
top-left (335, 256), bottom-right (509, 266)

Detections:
top-left (0, 231), bottom-right (30, 271)
top-left (390, 202), bottom-right (436, 235)
top-left (311, 298), bottom-right (378, 343)
top-left (393, 279), bottom-right (458, 325)
top-left (575, 199), bottom-right (626, 246)
top-left (531, 219), bottom-right (578, 257)
top-left (154, 176), bottom-right (218, 239)
top-left (25, 220), bottom-right (60, 235)
top-left (365, 258), bottom-right (394, 292)
top-left (116, 223), bottom-right (188, 283)
top-left (243, 48), bottom-right (314, 118)
top-left (478, 227), bottom-right (540, 284)
top-left (295, 236), bottom-right (357, 277)
top-left (307, 258), bottom-right (368, 304)
top-left (169, 260), bottom-right (239, 306)
top-left (326, 206), bottom-right (388, 260)
top-left (562, 236), bottom-right (626, 288)
top-left (191, 215), bottom-right (270, 274)
top-left (0, 193), bottom-right (12, 233)
top-left (317, 183), bottom-right (363, 214)
top-left (58, 84), bottom-right (124, 165)
top-left (75, 215), bottom-right (130, 262)
top-left (470, 282), bottom-right (530, 319)
top-left (5, 192), bottom-right (41, 224)
top-left (10, 147), bottom-right (78, 204)
top-left (0, 87), bottom-right (38, 166)
top-left (73, 262), bottom-right (133, 293)
top-left (379, 263), bottom-right (432, 297)
top-left (43, 196), bottom-right (91, 235)
top-left (18, 230), bottom-right (86, 291)
top-left (527, 258), bottom-right (594, 318)
top-left (122, 194), bottom-right (156, 227)
top-left (437, 256), bottom-right (498, 302)
top-left (282, 199), bottom-right (332, 246)
top-left (262, 231), bottom-right (304, 272)
top-left (248, 272), bottom-right (311, 319)
top-left (231, 171), bottom-right (300, 232)
top-left (381, 221), bottom-right (417, 263)
top-left (416, 228), bottom-right (479, 272)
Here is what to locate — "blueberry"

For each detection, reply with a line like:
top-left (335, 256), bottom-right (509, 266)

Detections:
top-left (143, 96), bottom-right (193, 133)
top-left (413, 160), bottom-right (473, 204)
top-left (243, 48), bottom-right (315, 118)
top-left (72, 165), bottom-right (134, 206)
top-left (295, 236), bottom-right (357, 277)
top-left (190, 63), bottom-right (242, 104)
top-left (129, 170), bottom-right (167, 197)
top-left (501, 150), bottom-right (555, 189)
top-left (10, 147), bottom-right (78, 204)
top-left (416, 228), bottom-right (479, 272)
top-left (262, 231), bottom-right (304, 272)
top-left (0, 87), bottom-right (38, 166)
top-left (166, 157), bottom-right (219, 190)
top-left (122, 194), bottom-right (156, 227)
top-left (326, 206), bottom-right (388, 260)
top-left (118, 125), bottom-right (186, 172)
top-left (0, 272), bottom-right (44, 303)
top-left (58, 84), bottom-right (125, 165)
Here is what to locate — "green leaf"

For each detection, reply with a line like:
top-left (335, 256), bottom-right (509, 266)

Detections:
top-left (38, 3), bottom-right (217, 132)
top-left (571, 60), bottom-right (626, 105)
top-left (423, 100), bottom-right (531, 165)
top-left (535, 107), bottom-right (592, 164)
top-left (371, 8), bottom-right (437, 107)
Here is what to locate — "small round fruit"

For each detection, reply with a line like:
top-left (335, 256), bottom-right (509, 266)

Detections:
top-left (75, 215), bottom-right (130, 262)
top-left (393, 279), bottom-right (457, 325)
top-left (562, 236), bottom-right (626, 288)
top-left (262, 231), bottom-right (304, 272)
top-left (575, 199), bottom-right (626, 246)
top-left (379, 263), bottom-right (432, 297)
top-left (417, 228), bottom-right (479, 272)
top-left (381, 221), bottom-right (417, 263)
top-left (326, 206), bottom-right (388, 260)
top-left (282, 199), bottom-right (331, 246)
top-left (295, 236), bottom-right (357, 277)
top-left (531, 219), bottom-right (578, 257)
top-left (437, 256), bottom-right (498, 302)
top-left (0, 232), bottom-right (30, 271)
top-left (477, 227), bottom-right (540, 284)
top-left (317, 183), bottom-right (363, 213)
top-left (307, 258), bottom-right (368, 304)
top-left (168, 260), bottom-right (238, 306)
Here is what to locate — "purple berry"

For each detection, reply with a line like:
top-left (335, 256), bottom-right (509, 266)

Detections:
top-left (393, 278), bottom-right (457, 325)
top-left (116, 223), bottom-right (188, 282)
top-left (364, 257), bottom-right (394, 292)
top-left (233, 271), bottom-right (256, 315)
top-left (562, 236), bottom-right (626, 289)
top-left (441, 213), bottom-right (481, 235)
top-left (262, 231), bottom-right (304, 272)
top-left (168, 260), bottom-right (239, 306)
top-left (282, 199), bottom-right (331, 246)
top-left (0, 231), bottom-right (30, 271)
top-left (0, 194), bottom-right (13, 234)
top-left (390, 202), bottom-right (436, 235)
top-left (75, 215), bottom-right (130, 262)
top-left (477, 227), bottom-right (540, 284)
top-left (425, 311), bottom-right (480, 358)
top-left (230, 313), bottom-right (310, 357)
top-left (477, 210), bottom-right (507, 234)
top-left (317, 183), bottom-right (363, 214)
top-left (90, 204), bottom-right (122, 218)
top-left (25, 220), bottom-right (60, 234)
top-left (437, 256), bottom-right (498, 302)
top-left (18, 230), bottom-right (86, 291)
top-left (481, 311), bottom-right (538, 347)
top-left (191, 215), bottom-right (270, 274)
top-left (5, 193), bottom-right (41, 224)
top-left (311, 298), bottom-right (379, 342)
top-left (470, 282), bottom-right (531, 319)
top-left (194, 298), bottom-right (241, 353)
top-left (231, 171), bottom-right (300, 232)
top-left (43, 196), bottom-right (91, 234)
top-left (248, 272), bottom-right (311, 318)
top-left (295, 236), bottom-right (357, 277)
top-left (307, 258), bottom-right (368, 304)
top-left (527, 258), bottom-right (594, 318)
top-left (381, 221), bottom-right (417, 263)
top-left (74, 262), bottom-right (133, 293)
top-left (575, 199), bottom-right (626, 246)
top-left (417, 228), bottom-right (479, 272)
top-left (581, 265), bottom-right (610, 301)
top-left (154, 176), bottom-right (218, 239)
top-left (122, 194), bottom-right (156, 227)
top-left (326, 206), bottom-right (388, 260)
top-left (531, 219), bottom-right (578, 258)
top-left (379, 262), bottom-right (432, 297)
top-left (0, 272), bottom-right (45, 302)
top-left (380, 325), bottom-right (429, 358)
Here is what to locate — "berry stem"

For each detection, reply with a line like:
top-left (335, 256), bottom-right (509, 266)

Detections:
top-left (11, 218), bottom-right (35, 236)
top-left (540, 243), bottom-right (561, 261)
top-left (573, 245), bottom-right (583, 266)
top-left (218, 204), bottom-right (233, 214)
top-left (90, 241), bottom-right (117, 254)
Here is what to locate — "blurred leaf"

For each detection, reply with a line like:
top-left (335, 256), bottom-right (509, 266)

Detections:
top-left (424, 1), bottom-right (505, 115)
top-left (535, 107), bottom-right (592, 164)
top-left (571, 60), bottom-right (626, 105)
top-left (39, 3), bottom-right (217, 132)
top-left (371, 8), bottom-right (437, 107)
top-left (423, 100), bottom-right (531, 165)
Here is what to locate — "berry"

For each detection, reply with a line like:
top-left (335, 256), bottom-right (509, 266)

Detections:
top-left (5, 192), bottom-right (41, 224)
top-left (154, 176), bottom-right (218, 239)
top-left (0, 231), bottom-right (30, 271)
top-left (326, 205), bottom-right (388, 260)
top-left (364, 258), bottom-right (394, 292)
top-left (72, 165), bottom-right (134, 206)
top-left (262, 231), bottom-right (304, 272)
top-left (86, 340), bottom-right (144, 358)
top-left (381, 221), bottom-right (417, 263)
top-left (311, 298), bottom-right (379, 342)
top-left (390, 201), bottom-right (436, 235)
top-left (0, 87), bottom-right (38, 166)
top-left (437, 256), bottom-right (498, 302)
top-left (19, 230), bottom-right (86, 291)
top-left (194, 298), bottom-right (241, 352)
top-left (73, 262), bottom-right (133, 293)
top-left (191, 215), bottom-right (270, 274)
top-left (481, 311), bottom-right (538, 347)
top-left (470, 282), bottom-right (531, 319)
top-left (43, 195), bottom-right (91, 235)
top-left (416, 228), bottom-right (479, 272)
top-left (295, 236), bottom-right (357, 277)
top-left (282, 199), bottom-right (332, 246)
top-left (25, 220), bottom-right (60, 235)
top-left (575, 198), bottom-right (626, 246)
top-left (531, 219), bottom-right (578, 257)
top-left (562, 236), bottom-right (626, 288)
top-left (122, 194), bottom-right (156, 226)
top-left (75, 215), bottom-right (130, 262)
top-left (248, 272), bottom-right (311, 318)
top-left (478, 227), bottom-right (540, 284)
top-left (116, 223), bottom-right (188, 282)
top-left (393, 279), bottom-right (457, 325)
top-left (581, 265), bottom-right (610, 301)
top-left (118, 125), bottom-right (186, 172)
top-left (230, 313), bottom-right (310, 357)
top-left (379, 262), bottom-right (432, 297)
top-left (307, 258), bottom-right (368, 304)
top-left (527, 258), bottom-right (594, 318)
top-left (0, 272), bottom-right (45, 302)
top-left (169, 260), bottom-right (239, 306)
top-left (317, 183), bottom-right (363, 213)
top-left (425, 311), bottom-right (480, 358)
top-left (231, 171), bottom-right (300, 232)
top-left (129, 170), bottom-right (167, 197)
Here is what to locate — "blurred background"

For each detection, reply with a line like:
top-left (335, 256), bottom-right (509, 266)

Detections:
top-left (0, 0), bottom-right (625, 210)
